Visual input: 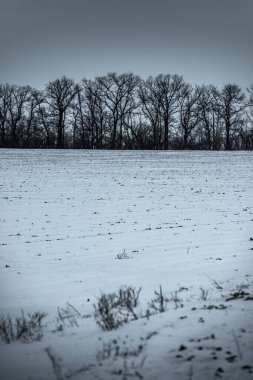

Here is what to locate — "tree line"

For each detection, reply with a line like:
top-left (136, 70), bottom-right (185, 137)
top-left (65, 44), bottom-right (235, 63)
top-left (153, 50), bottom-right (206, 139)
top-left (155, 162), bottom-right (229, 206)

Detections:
top-left (0, 73), bottom-right (252, 150)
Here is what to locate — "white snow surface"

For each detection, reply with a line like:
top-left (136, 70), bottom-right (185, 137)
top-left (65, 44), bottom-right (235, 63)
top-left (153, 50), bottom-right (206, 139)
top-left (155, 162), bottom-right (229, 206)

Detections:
top-left (0, 149), bottom-right (253, 380)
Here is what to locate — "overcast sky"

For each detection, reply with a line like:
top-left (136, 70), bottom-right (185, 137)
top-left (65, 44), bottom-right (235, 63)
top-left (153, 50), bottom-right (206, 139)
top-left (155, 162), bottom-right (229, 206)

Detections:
top-left (0, 0), bottom-right (252, 89)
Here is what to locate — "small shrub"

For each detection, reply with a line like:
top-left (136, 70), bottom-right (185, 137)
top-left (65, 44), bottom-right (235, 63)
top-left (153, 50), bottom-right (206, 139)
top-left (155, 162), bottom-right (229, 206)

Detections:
top-left (96, 339), bottom-right (146, 380)
top-left (207, 276), bottom-right (223, 290)
top-left (0, 310), bottom-right (47, 343)
top-left (199, 287), bottom-right (209, 301)
top-left (170, 291), bottom-right (183, 309)
top-left (211, 279), bottom-right (223, 290)
top-left (148, 285), bottom-right (168, 313)
top-left (94, 286), bottom-right (141, 331)
top-left (96, 338), bottom-right (144, 362)
top-left (115, 249), bottom-right (130, 259)
top-left (226, 284), bottom-right (250, 301)
top-left (57, 302), bottom-right (81, 328)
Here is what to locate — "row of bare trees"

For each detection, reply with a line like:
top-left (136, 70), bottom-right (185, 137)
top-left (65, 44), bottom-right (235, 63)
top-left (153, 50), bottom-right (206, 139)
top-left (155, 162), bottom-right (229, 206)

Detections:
top-left (0, 73), bottom-right (252, 150)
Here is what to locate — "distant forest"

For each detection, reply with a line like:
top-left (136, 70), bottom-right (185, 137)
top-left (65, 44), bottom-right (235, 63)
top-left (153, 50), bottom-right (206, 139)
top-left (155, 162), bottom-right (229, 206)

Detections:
top-left (0, 73), bottom-right (252, 150)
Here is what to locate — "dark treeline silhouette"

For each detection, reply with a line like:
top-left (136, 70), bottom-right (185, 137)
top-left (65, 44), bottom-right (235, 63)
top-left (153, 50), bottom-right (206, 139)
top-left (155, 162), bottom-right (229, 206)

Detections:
top-left (0, 73), bottom-right (252, 150)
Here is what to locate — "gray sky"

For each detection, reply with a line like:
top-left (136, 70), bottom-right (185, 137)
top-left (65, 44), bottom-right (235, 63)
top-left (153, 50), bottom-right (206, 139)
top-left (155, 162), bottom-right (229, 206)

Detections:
top-left (0, 0), bottom-right (252, 89)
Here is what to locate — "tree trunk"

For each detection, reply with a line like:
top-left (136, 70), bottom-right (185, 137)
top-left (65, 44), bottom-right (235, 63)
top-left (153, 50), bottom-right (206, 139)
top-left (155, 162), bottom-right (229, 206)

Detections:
top-left (57, 111), bottom-right (64, 148)
top-left (225, 122), bottom-right (231, 150)
top-left (111, 120), bottom-right (117, 149)
top-left (164, 117), bottom-right (169, 150)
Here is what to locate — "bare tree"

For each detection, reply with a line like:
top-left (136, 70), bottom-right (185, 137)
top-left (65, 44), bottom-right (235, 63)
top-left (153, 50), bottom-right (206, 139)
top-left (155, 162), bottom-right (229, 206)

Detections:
top-left (158, 74), bottom-right (188, 150)
top-left (138, 77), bottom-right (162, 149)
top-left (71, 83), bottom-right (87, 148)
top-left (247, 85), bottom-right (253, 125)
top-left (46, 76), bottom-right (78, 148)
top-left (7, 85), bottom-right (32, 147)
top-left (31, 90), bottom-right (55, 147)
top-left (97, 73), bottom-right (140, 149)
top-left (82, 79), bottom-right (108, 148)
top-left (197, 85), bottom-right (223, 149)
top-left (216, 84), bottom-right (246, 150)
top-left (237, 84), bottom-right (253, 149)
top-left (139, 74), bottom-right (187, 149)
top-left (21, 89), bottom-right (45, 147)
top-left (178, 85), bottom-right (203, 148)
top-left (0, 84), bottom-right (11, 146)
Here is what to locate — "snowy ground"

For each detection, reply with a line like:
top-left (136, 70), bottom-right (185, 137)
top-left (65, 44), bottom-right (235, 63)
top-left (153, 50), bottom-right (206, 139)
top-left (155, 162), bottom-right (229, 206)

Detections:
top-left (0, 149), bottom-right (253, 380)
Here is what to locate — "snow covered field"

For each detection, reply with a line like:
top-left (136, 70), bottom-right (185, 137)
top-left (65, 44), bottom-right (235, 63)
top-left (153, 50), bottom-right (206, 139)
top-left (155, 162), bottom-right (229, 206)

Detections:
top-left (0, 149), bottom-right (253, 380)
